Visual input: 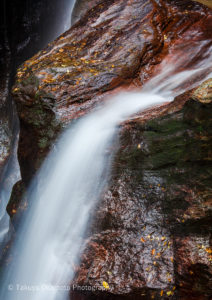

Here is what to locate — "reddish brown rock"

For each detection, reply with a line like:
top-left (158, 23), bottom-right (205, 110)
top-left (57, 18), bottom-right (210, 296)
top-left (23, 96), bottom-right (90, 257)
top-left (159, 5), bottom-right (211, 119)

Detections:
top-left (10, 0), bottom-right (212, 299)
top-left (12, 0), bottom-right (212, 183)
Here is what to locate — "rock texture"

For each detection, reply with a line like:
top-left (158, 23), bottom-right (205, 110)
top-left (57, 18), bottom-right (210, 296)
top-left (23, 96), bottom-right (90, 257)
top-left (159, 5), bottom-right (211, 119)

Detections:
top-left (9, 0), bottom-right (212, 299)
top-left (72, 80), bottom-right (212, 299)
top-left (12, 0), bottom-right (212, 184)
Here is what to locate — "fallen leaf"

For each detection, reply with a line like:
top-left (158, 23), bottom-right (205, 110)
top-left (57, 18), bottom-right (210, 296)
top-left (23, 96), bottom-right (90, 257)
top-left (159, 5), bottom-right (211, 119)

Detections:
top-left (151, 249), bottom-right (156, 255)
top-left (167, 291), bottom-right (172, 296)
top-left (102, 281), bottom-right (109, 289)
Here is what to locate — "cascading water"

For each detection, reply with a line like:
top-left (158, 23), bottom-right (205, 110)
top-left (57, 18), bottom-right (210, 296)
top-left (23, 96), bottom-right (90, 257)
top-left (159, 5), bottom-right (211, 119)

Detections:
top-left (0, 130), bottom-right (20, 250)
top-left (0, 42), bottom-right (211, 300)
top-left (0, 0), bottom-right (77, 256)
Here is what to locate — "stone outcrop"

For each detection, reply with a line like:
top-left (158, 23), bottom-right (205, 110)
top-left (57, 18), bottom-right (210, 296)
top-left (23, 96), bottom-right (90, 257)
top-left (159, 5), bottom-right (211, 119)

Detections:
top-left (12, 0), bottom-right (212, 184)
top-left (8, 0), bottom-right (212, 299)
top-left (72, 80), bottom-right (212, 299)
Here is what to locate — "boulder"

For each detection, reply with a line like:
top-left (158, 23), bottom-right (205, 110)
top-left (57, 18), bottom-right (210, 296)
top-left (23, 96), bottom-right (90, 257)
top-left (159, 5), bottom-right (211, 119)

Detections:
top-left (72, 80), bottom-right (212, 299)
top-left (12, 0), bottom-right (212, 184)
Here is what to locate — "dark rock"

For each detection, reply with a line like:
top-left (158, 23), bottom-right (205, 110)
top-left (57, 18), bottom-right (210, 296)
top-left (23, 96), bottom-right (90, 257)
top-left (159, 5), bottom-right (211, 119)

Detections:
top-left (6, 180), bottom-right (27, 225)
top-left (73, 81), bottom-right (212, 299)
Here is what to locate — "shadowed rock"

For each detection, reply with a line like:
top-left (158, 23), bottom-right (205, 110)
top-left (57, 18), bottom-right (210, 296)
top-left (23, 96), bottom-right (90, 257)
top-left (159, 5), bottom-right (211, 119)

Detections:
top-left (71, 80), bottom-right (212, 299)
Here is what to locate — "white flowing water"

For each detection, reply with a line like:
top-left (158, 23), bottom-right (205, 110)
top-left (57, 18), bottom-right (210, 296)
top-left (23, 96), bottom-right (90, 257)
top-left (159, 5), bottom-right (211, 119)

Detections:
top-left (0, 41), bottom-right (211, 300)
top-left (61, 0), bottom-right (77, 33)
top-left (0, 0), bottom-right (77, 257)
top-left (0, 126), bottom-right (21, 251)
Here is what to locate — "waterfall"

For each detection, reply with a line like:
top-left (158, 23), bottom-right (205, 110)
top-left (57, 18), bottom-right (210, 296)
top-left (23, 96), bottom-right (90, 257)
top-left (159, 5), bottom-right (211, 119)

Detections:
top-left (0, 109), bottom-right (21, 251)
top-left (0, 43), bottom-right (211, 300)
top-left (0, 0), bottom-right (78, 256)
top-left (0, 130), bottom-right (20, 249)
top-left (61, 0), bottom-right (77, 33)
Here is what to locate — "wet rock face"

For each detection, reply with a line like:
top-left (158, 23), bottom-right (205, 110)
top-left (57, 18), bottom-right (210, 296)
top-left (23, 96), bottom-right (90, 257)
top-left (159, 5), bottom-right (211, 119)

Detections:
top-left (0, 119), bottom-right (12, 179)
top-left (0, 1), bottom-right (12, 179)
top-left (73, 81), bottom-right (212, 299)
top-left (10, 0), bottom-right (212, 298)
top-left (12, 0), bottom-right (212, 183)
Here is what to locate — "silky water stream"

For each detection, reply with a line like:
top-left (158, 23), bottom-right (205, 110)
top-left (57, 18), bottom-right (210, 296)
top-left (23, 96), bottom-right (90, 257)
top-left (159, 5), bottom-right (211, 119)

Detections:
top-left (0, 42), bottom-right (211, 300)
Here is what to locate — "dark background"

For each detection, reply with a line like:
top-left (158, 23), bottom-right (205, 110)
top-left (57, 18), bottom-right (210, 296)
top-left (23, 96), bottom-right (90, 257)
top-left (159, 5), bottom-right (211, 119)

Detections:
top-left (0, 0), bottom-right (75, 150)
top-left (0, 0), bottom-right (74, 121)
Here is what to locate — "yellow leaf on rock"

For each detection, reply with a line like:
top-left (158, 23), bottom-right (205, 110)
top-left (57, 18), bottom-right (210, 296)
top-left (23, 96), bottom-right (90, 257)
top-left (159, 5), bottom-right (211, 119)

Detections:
top-left (140, 237), bottom-right (146, 243)
top-left (160, 290), bottom-right (163, 296)
top-left (102, 281), bottom-right (109, 289)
